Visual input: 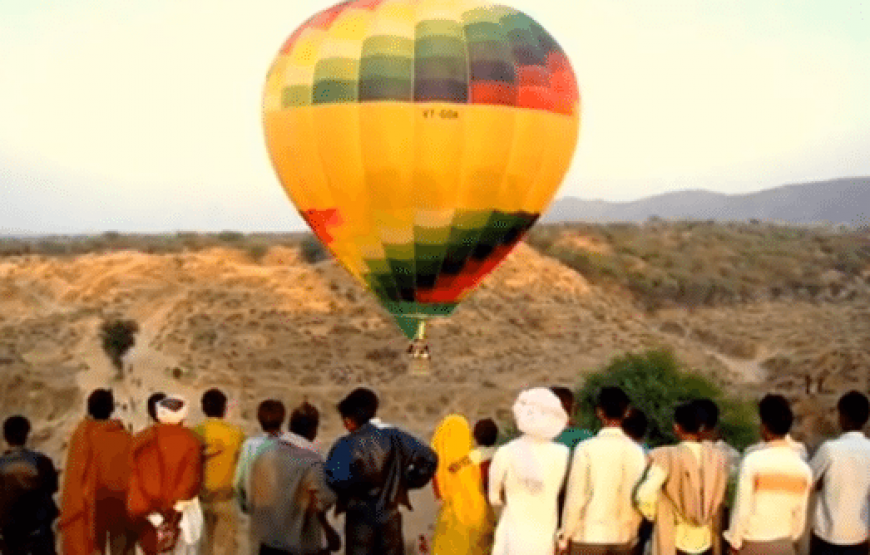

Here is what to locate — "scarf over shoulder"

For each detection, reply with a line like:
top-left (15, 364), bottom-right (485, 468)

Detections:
top-left (648, 443), bottom-right (728, 555)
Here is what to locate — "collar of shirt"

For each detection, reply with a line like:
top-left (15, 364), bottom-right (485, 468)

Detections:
top-left (597, 426), bottom-right (628, 438)
top-left (282, 432), bottom-right (318, 453)
top-left (841, 431), bottom-right (866, 440)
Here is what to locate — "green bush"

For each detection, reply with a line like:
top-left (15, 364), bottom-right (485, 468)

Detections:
top-left (99, 318), bottom-right (139, 375)
top-left (574, 350), bottom-right (757, 449)
top-left (300, 234), bottom-right (329, 264)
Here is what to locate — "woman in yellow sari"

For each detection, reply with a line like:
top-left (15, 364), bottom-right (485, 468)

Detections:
top-left (431, 414), bottom-right (495, 555)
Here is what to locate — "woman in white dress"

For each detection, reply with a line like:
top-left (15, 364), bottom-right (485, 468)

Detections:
top-left (490, 388), bottom-right (570, 555)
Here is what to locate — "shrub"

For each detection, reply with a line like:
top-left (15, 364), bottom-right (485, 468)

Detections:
top-left (99, 319), bottom-right (139, 375)
top-left (244, 241), bottom-right (270, 263)
top-left (574, 350), bottom-right (756, 449)
top-left (300, 234), bottom-right (329, 264)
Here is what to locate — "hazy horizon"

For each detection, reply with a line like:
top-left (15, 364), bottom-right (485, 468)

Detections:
top-left (2, 0), bottom-right (869, 234)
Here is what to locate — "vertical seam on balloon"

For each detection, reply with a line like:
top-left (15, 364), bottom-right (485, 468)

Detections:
top-left (364, 0), bottom-right (404, 303)
top-left (453, 6), bottom-right (522, 301)
top-left (417, 2), bottom-right (472, 305)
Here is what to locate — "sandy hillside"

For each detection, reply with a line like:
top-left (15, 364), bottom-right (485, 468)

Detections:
top-left (1, 242), bottom-right (869, 552)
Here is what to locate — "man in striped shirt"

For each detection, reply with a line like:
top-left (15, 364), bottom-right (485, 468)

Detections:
top-left (724, 395), bottom-right (811, 555)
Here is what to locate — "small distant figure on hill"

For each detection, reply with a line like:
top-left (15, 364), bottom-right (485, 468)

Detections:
top-left (127, 396), bottom-right (203, 555)
top-left (193, 388), bottom-right (245, 555)
top-left (550, 386), bottom-right (593, 450)
top-left (234, 399), bottom-right (287, 514)
top-left (471, 418), bottom-right (499, 498)
top-left (694, 398), bottom-right (740, 476)
top-left (430, 414), bottom-right (494, 555)
top-left (250, 402), bottom-right (339, 555)
top-left (60, 389), bottom-right (135, 555)
top-left (559, 386), bottom-right (644, 555)
top-left (324, 388), bottom-right (438, 555)
top-left (635, 402), bottom-right (728, 555)
top-left (724, 394), bottom-right (811, 555)
top-left (809, 391), bottom-right (870, 555)
top-left (491, 388), bottom-right (569, 555)
top-left (0, 415), bottom-right (59, 555)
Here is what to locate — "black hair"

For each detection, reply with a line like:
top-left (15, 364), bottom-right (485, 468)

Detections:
top-left (337, 388), bottom-right (379, 426)
top-left (674, 402), bottom-right (702, 435)
top-left (596, 386), bottom-right (630, 420)
top-left (622, 408), bottom-right (648, 441)
top-left (290, 402), bottom-right (320, 441)
top-left (693, 398), bottom-right (720, 431)
top-left (257, 399), bottom-right (286, 433)
top-left (147, 392), bottom-right (167, 422)
top-left (759, 394), bottom-right (793, 437)
top-left (473, 418), bottom-right (499, 447)
top-left (838, 391), bottom-right (870, 430)
top-left (87, 389), bottom-right (115, 420)
top-left (3, 415), bottom-right (30, 446)
top-left (201, 388), bottom-right (228, 418)
top-left (550, 386), bottom-right (575, 418)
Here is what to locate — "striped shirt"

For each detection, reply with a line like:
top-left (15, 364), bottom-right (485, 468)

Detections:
top-left (724, 440), bottom-right (811, 550)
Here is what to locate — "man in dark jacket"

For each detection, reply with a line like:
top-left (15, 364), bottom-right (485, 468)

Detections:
top-left (0, 415), bottom-right (59, 555)
top-left (325, 388), bottom-right (437, 555)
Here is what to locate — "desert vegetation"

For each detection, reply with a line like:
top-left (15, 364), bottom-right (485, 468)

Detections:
top-left (526, 221), bottom-right (870, 310)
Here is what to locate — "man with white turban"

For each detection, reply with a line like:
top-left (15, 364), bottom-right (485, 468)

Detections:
top-left (490, 388), bottom-right (570, 555)
top-left (127, 396), bottom-right (203, 555)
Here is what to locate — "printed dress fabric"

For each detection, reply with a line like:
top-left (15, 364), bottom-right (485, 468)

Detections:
top-left (431, 415), bottom-right (494, 555)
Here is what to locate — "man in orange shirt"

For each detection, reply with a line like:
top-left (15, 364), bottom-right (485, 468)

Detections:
top-left (60, 389), bottom-right (135, 555)
top-left (193, 389), bottom-right (245, 555)
top-left (128, 396), bottom-right (203, 555)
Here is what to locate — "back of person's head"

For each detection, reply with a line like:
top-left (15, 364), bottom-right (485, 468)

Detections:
top-left (550, 386), bottom-right (575, 419)
top-left (622, 408), bottom-right (648, 442)
top-left (674, 402), bottom-right (703, 435)
top-left (759, 394), bottom-right (793, 438)
top-left (473, 418), bottom-right (499, 447)
top-left (3, 415), bottom-right (30, 447)
top-left (838, 391), bottom-right (870, 431)
top-left (337, 387), bottom-right (379, 426)
top-left (147, 392), bottom-right (167, 422)
top-left (87, 388), bottom-right (115, 420)
top-left (693, 398), bottom-right (719, 432)
top-left (596, 386), bottom-right (630, 421)
top-left (290, 402), bottom-right (320, 441)
top-left (257, 399), bottom-right (286, 433)
top-left (201, 388), bottom-right (228, 418)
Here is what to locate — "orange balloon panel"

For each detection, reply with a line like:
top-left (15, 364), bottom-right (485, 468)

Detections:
top-left (263, 0), bottom-right (580, 338)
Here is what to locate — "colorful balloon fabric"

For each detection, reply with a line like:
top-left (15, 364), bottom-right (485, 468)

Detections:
top-left (263, 0), bottom-right (580, 339)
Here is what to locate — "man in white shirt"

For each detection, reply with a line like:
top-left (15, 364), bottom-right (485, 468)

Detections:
top-left (724, 395), bottom-right (811, 555)
top-left (635, 402), bottom-right (728, 555)
top-left (558, 387), bottom-right (646, 555)
top-left (809, 391), bottom-right (870, 555)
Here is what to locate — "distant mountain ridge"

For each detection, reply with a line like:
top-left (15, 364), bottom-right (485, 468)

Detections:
top-left (544, 178), bottom-right (870, 226)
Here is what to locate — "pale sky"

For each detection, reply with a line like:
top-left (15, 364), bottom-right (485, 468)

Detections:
top-left (1, 0), bottom-right (869, 234)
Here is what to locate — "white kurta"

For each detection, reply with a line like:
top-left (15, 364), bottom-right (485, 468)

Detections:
top-left (489, 437), bottom-right (570, 555)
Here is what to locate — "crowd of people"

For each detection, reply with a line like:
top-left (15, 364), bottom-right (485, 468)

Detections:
top-left (1, 384), bottom-right (870, 555)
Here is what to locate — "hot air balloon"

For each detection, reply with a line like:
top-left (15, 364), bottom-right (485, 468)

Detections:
top-left (263, 0), bottom-right (580, 367)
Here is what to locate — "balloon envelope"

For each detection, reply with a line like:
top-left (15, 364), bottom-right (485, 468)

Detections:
top-left (263, 0), bottom-right (580, 339)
